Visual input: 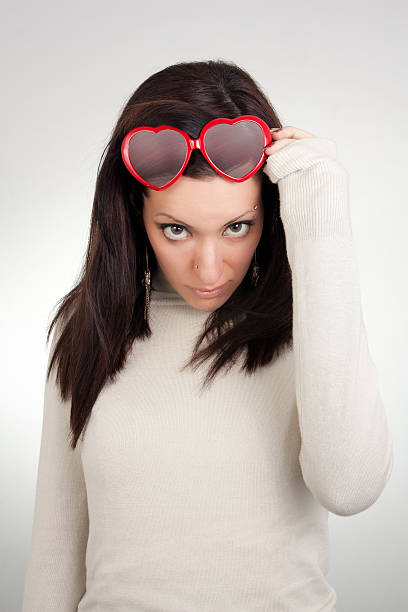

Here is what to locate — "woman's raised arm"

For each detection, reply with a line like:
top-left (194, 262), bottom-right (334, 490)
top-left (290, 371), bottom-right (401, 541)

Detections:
top-left (263, 133), bottom-right (394, 516)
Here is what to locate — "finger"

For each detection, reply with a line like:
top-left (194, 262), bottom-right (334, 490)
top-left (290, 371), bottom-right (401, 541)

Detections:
top-left (270, 125), bottom-right (315, 140)
top-left (264, 138), bottom-right (296, 155)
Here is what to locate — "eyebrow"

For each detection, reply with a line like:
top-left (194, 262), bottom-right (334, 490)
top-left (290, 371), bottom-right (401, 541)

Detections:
top-left (153, 208), bottom-right (258, 231)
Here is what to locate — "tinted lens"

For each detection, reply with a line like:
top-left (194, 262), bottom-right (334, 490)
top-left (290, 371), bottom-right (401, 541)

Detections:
top-left (204, 120), bottom-right (265, 178)
top-left (128, 129), bottom-right (188, 187)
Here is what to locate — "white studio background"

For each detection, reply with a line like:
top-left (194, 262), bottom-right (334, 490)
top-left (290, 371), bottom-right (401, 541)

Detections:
top-left (1, 1), bottom-right (406, 610)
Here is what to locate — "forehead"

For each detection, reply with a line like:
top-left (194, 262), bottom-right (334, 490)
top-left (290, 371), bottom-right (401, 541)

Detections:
top-left (143, 174), bottom-right (262, 219)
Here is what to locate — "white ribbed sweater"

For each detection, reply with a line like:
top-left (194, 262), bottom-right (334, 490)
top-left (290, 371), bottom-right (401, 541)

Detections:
top-left (22, 137), bottom-right (394, 612)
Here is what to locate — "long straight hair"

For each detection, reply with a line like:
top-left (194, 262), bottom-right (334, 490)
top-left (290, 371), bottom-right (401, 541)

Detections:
top-left (46, 59), bottom-right (293, 450)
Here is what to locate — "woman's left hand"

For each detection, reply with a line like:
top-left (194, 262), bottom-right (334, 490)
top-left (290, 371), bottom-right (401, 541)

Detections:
top-left (264, 125), bottom-right (316, 156)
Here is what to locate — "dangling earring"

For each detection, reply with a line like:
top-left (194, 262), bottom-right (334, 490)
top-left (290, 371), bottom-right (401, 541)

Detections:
top-left (251, 248), bottom-right (260, 287)
top-left (142, 243), bottom-right (151, 320)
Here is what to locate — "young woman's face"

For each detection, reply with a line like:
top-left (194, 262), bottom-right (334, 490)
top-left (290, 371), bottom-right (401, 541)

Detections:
top-left (142, 174), bottom-right (264, 311)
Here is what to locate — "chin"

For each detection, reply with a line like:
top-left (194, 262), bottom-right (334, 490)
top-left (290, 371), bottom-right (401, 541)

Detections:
top-left (191, 302), bottom-right (218, 312)
top-left (186, 294), bottom-right (230, 312)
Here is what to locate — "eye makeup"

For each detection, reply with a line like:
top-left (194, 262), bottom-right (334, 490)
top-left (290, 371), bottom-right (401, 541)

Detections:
top-left (153, 207), bottom-right (259, 232)
top-left (157, 219), bottom-right (256, 241)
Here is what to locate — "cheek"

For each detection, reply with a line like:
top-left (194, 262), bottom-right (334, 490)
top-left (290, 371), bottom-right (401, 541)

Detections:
top-left (252, 216), bottom-right (264, 251)
top-left (243, 219), bottom-right (263, 255)
top-left (145, 226), bottom-right (185, 274)
top-left (144, 222), bottom-right (166, 258)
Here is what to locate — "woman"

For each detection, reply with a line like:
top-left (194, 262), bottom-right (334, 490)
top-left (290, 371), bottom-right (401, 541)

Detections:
top-left (22, 59), bottom-right (393, 611)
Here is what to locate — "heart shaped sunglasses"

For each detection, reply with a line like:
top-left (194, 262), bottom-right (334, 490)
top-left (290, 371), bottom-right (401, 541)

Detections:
top-left (121, 115), bottom-right (272, 191)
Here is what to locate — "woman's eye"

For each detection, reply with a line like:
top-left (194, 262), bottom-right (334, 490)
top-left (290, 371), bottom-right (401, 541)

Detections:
top-left (159, 220), bottom-right (254, 241)
top-left (161, 224), bottom-right (189, 240)
top-left (224, 221), bottom-right (253, 237)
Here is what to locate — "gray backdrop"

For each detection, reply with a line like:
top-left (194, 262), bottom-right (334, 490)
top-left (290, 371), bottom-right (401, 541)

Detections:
top-left (1, 0), bottom-right (406, 610)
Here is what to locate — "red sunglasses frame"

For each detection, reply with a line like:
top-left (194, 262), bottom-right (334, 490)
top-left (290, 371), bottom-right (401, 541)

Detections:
top-left (121, 114), bottom-right (272, 191)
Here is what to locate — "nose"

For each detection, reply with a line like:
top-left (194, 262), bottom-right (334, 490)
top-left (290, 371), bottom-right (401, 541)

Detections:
top-left (193, 240), bottom-right (224, 286)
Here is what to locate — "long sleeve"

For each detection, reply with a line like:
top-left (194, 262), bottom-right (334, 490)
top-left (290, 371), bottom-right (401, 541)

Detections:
top-left (22, 325), bottom-right (89, 611)
top-left (263, 137), bottom-right (394, 516)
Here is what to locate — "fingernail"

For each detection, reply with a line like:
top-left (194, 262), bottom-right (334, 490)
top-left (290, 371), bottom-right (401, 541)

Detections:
top-left (270, 128), bottom-right (282, 132)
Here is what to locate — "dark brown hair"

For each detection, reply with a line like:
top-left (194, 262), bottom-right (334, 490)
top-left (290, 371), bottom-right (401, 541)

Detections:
top-left (47, 59), bottom-right (293, 450)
